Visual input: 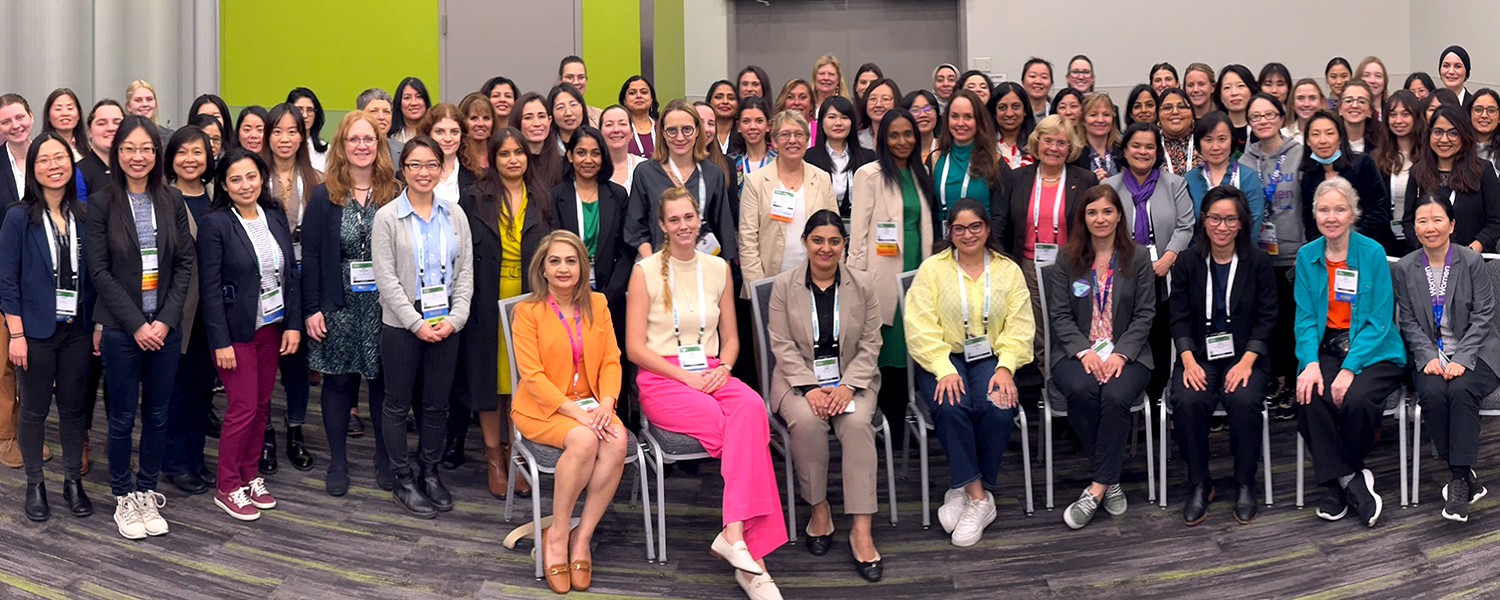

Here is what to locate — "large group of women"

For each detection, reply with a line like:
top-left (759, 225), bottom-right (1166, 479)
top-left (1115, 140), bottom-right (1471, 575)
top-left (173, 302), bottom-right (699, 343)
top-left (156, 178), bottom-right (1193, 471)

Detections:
top-left (2, 44), bottom-right (1499, 599)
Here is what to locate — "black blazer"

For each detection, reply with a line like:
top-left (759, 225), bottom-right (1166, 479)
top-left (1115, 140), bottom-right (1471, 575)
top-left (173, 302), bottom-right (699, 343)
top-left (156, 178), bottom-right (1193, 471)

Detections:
top-left (77, 152), bottom-right (111, 202)
top-left (551, 179), bottom-right (632, 311)
top-left (0, 151), bottom-right (19, 208)
top-left (1299, 152), bottom-right (1389, 246)
top-left (196, 206), bottom-right (302, 349)
top-left (1401, 165), bottom-right (1500, 253)
top-left (1167, 245), bottom-right (1277, 366)
top-left (993, 164), bottom-right (1098, 257)
top-left (457, 165), bottom-right (477, 195)
top-left (453, 183), bottom-right (554, 412)
top-left (0, 205), bottom-right (95, 338)
top-left (1043, 246), bottom-right (1156, 371)
top-left (300, 183), bottom-right (382, 315)
top-left (85, 187), bottom-right (195, 332)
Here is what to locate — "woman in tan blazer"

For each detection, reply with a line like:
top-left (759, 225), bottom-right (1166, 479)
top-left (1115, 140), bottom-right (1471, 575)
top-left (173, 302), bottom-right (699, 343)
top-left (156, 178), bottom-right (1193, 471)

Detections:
top-left (847, 108), bottom-right (935, 430)
top-left (739, 110), bottom-right (837, 288)
top-left (767, 210), bottom-right (884, 582)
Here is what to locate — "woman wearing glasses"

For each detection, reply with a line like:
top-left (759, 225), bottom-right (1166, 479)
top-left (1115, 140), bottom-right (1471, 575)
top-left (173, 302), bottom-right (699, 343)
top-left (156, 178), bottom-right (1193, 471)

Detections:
top-left (1157, 89), bottom-right (1199, 176)
top-left (739, 111), bottom-right (836, 286)
top-left (1338, 82), bottom-right (1382, 155)
top-left (624, 100), bottom-right (737, 262)
top-left (1465, 89), bottom-right (1500, 173)
top-left (1400, 105), bottom-right (1500, 253)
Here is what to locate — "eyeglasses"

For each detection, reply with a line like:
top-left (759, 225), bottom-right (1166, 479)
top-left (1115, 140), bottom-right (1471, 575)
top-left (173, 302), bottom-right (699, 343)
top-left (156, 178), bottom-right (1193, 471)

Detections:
top-left (1340, 97), bottom-right (1370, 107)
top-left (949, 221), bottom-right (987, 236)
top-left (912, 105), bottom-right (935, 115)
top-left (562, 74), bottom-right (587, 84)
top-left (118, 145), bottom-right (155, 156)
top-left (1069, 69), bottom-right (1093, 76)
top-left (346, 135), bottom-right (378, 147)
top-left (35, 154), bottom-right (70, 168)
top-left (867, 95), bottom-right (895, 104)
top-left (1039, 138), bottom-right (1070, 150)
top-left (775, 130), bottom-right (809, 142)
top-left (1248, 111), bottom-right (1281, 123)
top-left (402, 161), bottom-right (442, 172)
top-left (1432, 127), bottom-right (1461, 140)
top-left (1160, 102), bottom-right (1191, 112)
top-left (664, 125), bottom-right (697, 139)
top-left (1204, 214), bottom-right (1241, 227)
top-left (1474, 106), bottom-right (1500, 116)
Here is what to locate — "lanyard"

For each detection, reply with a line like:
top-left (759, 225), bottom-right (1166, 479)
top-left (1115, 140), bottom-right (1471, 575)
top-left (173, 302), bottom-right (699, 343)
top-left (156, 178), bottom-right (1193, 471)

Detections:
top-left (1090, 147), bottom-right (1115, 174)
top-left (1422, 245), bottom-right (1453, 350)
top-left (1030, 170), bottom-right (1066, 244)
top-left (1165, 136), bottom-right (1195, 174)
top-left (631, 118), bottom-right (655, 155)
top-left (1206, 253), bottom-right (1238, 328)
top-left (1202, 163), bottom-right (1240, 190)
top-left (574, 191), bottom-right (594, 257)
top-left (42, 211), bottom-right (79, 290)
top-left (739, 152), bottom-right (771, 177)
top-left (669, 160), bottom-right (707, 214)
top-left (1093, 254), bottom-right (1116, 317)
top-left (1259, 153), bottom-right (1287, 215)
top-left (809, 280), bottom-right (840, 352)
top-left (549, 296), bottom-right (585, 395)
top-left (667, 256), bottom-right (707, 346)
top-left (409, 206), bottom-right (449, 288)
top-left (937, 150), bottom-right (971, 212)
top-left (231, 206), bottom-right (285, 291)
top-left (955, 252), bottom-right (992, 338)
top-left (131, 194), bottom-right (159, 240)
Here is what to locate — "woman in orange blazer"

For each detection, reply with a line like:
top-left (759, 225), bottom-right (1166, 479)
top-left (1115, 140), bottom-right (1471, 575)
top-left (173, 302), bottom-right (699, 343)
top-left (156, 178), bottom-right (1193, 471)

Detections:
top-left (511, 229), bottom-right (627, 594)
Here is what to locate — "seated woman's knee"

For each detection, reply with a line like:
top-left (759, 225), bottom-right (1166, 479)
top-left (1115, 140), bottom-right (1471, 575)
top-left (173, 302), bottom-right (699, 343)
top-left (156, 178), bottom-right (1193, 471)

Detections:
top-left (563, 426), bottom-right (601, 453)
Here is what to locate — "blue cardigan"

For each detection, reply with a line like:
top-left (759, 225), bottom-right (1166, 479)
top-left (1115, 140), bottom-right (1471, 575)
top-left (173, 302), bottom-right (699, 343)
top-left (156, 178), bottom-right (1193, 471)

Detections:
top-left (1185, 162), bottom-right (1265, 243)
top-left (1293, 231), bottom-right (1406, 373)
top-left (0, 205), bottom-right (95, 338)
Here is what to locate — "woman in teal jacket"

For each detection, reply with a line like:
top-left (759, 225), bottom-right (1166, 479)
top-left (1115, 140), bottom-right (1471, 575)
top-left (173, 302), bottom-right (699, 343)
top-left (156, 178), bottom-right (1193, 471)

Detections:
top-left (1293, 176), bottom-right (1405, 530)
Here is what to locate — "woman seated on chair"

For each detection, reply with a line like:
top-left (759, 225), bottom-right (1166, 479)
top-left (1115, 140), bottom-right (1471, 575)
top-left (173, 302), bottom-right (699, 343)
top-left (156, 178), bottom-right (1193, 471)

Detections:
top-left (767, 209), bottom-right (884, 581)
top-left (511, 230), bottom-right (628, 594)
top-left (1394, 192), bottom-right (1500, 524)
top-left (905, 198), bottom-right (1033, 546)
top-left (625, 187), bottom-right (787, 600)
top-left (1043, 184), bottom-right (1156, 531)
top-left (1166, 186), bottom-right (1277, 526)
top-left (1293, 176), bottom-right (1405, 529)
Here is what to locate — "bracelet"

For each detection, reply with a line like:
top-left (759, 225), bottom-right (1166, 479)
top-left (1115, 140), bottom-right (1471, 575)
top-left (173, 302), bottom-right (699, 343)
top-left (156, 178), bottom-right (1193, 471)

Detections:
top-left (9, 333), bottom-right (22, 339)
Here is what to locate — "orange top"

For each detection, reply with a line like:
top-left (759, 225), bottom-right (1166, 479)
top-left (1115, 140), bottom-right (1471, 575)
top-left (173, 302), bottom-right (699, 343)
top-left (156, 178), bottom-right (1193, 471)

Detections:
top-left (1326, 259), bottom-right (1351, 330)
top-left (510, 291), bottom-right (622, 422)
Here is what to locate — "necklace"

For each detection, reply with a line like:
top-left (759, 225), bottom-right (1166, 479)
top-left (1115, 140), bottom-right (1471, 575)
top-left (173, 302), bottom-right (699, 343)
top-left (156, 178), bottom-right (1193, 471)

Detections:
top-left (1041, 176), bottom-right (1061, 183)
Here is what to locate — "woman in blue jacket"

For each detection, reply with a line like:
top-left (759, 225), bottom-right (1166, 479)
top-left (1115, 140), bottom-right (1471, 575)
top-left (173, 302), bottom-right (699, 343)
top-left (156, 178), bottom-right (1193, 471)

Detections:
top-left (1294, 176), bottom-right (1405, 529)
top-left (0, 132), bottom-right (95, 521)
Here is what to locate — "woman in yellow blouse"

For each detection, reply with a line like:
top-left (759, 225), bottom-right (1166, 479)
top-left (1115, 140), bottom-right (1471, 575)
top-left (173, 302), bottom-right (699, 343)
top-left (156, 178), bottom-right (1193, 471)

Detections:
top-left (904, 198), bottom-right (1034, 548)
top-left (512, 230), bottom-right (626, 594)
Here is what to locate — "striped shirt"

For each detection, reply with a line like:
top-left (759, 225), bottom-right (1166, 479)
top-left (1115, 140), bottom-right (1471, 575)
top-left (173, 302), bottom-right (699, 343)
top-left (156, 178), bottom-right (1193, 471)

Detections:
top-left (129, 192), bottom-right (157, 314)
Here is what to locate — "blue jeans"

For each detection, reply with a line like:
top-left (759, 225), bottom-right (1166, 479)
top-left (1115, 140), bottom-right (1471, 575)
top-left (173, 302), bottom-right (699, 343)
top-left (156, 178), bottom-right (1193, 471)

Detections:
top-left (163, 315), bottom-right (214, 476)
top-left (101, 326), bottom-right (182, 496)
top-left (915, 354), bottom-right (1017, 489)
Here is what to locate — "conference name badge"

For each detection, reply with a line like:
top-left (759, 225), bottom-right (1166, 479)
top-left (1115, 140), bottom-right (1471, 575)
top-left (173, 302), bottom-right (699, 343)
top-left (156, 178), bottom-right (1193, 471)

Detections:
top-left (1034, 243), bottom-right (1059, 267)
top-left (875, 221), bottom-right (899, 256)
top-left (1091, 338), bottom-right (1115, 361)
top-left (1259, 223), bottom-right (1278, 256)
top-left (1333, 268), bottom-right (1358, 302)
top-left (1206, 333), bottom-right (1234, 361)
top-left (769, 189), bottom-right (797, 223)
top-left (55, 290), bottom-right (77, 320)
top-left (677, 344), bottom-right (708, 372)
top-left (350, 261), bottom-right (376, 292)
top-left (696, 232), bottom-right (722, 256)
top-left (421, 284), bottom-right (449, 325)
top-left (574, 397), bottom-right (600, 411)
top-left (814, 357), bottom-right (840, 386)
top-left (963, 335), bottom-right (991, 362)
top-left (260, 288), bottom-right (284, 324)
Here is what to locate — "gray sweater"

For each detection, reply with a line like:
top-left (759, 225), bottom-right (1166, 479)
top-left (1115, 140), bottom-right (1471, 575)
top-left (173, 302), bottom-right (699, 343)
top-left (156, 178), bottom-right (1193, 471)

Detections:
top-left (372, 193), bottom-right (475, 332)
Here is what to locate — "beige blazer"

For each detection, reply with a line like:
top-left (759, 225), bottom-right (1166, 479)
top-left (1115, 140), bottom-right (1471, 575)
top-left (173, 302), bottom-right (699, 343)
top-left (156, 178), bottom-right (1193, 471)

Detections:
top-left (847, 161), bottom-right (934, 324)
top-left (738, 161), bottom-right (837, 291)
top-left (767, 263), bottom-right (883, 411)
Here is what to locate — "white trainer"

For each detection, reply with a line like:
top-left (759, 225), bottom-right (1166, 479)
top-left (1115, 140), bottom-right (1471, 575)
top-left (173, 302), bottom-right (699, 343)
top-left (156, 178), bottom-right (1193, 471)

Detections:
top-left (136, 491), bottom-right (169, 536)
top-left (113, 494), bottom-right (147, 540)
top-left (950, 491), bottom-right (997, 548)
top-left (938, 487), bottom-right (970, 534)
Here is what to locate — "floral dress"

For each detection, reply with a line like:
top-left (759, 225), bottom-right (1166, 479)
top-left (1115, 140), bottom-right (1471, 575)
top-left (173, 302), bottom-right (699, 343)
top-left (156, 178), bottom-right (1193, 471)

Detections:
top-left (307, 196), bottom-right (382, 379)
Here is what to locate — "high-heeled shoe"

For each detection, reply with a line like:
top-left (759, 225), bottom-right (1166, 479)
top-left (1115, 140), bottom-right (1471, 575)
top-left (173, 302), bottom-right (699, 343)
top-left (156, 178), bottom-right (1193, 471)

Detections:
top-left (711, 533), bottom-right (764, 575)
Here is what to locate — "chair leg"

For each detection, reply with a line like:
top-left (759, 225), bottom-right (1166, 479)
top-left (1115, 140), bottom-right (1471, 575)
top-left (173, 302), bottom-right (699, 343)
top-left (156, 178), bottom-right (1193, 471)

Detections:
top-left (1143, 399), bottom-right (1155, 503)
top-left (901, 421), bottom-right (913, 478)
top-left (1158, 403), bottom-right (1168, 508)
top-left (1296, 434), bottom-right (1305, 509)
top-left (636, 456), bottom-right (656, 563)
top-left (1399, 398), bottom-right (1409, 508)
top-left (656, 452), bottom-right (668, 564)
top-left (504, 446), bottom-right (518, 522)
top-left (530, 463), bottom-right (544, 579)
top-left (1411, 404), bottom-right (1422, 507)
top-left (881, 421), bottom-right (898, 526)
top-left (918, 428), bottom-right (931, 529)
top-left (1018, 411), bottom-right (1034, 515)
top-left (1045, 408), bottom-right (1055, 510)
top-left (532, 501), bottom-right (545, 579)
top-left (785, 445), bottom-right (797, 544)
top-left (1262, 405), bottom-right (1273, 506)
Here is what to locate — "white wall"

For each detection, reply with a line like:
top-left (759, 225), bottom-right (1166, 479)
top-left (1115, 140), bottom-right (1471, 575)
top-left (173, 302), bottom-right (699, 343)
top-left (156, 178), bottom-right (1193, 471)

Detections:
top-left (1409, 0), bottom-right (1500, 89)
top-left (684, 0), bottom-right (730, 101)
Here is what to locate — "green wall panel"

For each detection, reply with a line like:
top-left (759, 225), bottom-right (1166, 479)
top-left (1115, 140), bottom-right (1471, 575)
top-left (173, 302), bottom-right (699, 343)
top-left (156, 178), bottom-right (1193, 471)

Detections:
top-left (580, 0), bottom-right (641, 108)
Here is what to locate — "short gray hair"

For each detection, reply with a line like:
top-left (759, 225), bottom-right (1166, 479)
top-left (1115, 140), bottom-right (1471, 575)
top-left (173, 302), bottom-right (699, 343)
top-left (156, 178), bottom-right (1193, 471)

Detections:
top-left (356, 87), bottom-right (392, 110)
top-left (1313, 176), bottom-right (1362, 219)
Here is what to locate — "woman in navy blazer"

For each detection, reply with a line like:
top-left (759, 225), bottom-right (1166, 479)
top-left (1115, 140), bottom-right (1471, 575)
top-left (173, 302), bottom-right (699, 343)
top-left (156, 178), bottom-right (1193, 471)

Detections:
top-left (0, 132), bottom-right (95, 521)
top-left (195, 149), bottom-right (302, 521)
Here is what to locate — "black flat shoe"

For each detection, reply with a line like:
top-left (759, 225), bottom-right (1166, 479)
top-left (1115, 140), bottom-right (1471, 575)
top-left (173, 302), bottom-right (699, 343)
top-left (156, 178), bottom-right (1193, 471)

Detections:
top-left (62, 478), bottom-right (91, 518)
top-left (206, 403), bottom-right (222, 439)
top-left (393, 473), bottom-right (437, 519)
top-left (1234, 482), bottom-right (1258, 524)
top-left (805, 529), bottom-right (834, 557)
top-left (347, 413), bottom-right (365, 438)
top-left (852, 544), bottom-right (882, 583)
top-left (286, 426), bottom-right (314, 472)
top-left (439, 435), bottom-right (465, 470)
top-left (258, 428), bottom-right (279, 475)
top-left (326, 468), bottom-right (350, 497)
top-left (194, 464), bottom-right (217, 485)
top-left (167, 471), bottom-right (208, 495)
top-left (1182, 482), bottom-right (1214, 526)
top-left (419, 464), bottom-right (454, 512)
top-left (376, 467), bottom-right (395, 492)
top-left (25, 481), bottom-right (49, 522)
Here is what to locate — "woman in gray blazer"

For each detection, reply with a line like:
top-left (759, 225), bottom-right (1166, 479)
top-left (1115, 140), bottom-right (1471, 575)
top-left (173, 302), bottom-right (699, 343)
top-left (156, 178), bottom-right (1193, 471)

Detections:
top-left (1044, 185), bottom-right (1156, 531)
top-left (1105, 122), bottom-right (1196, 399)
top-left (1394, 192), bottom-right (1500, 524)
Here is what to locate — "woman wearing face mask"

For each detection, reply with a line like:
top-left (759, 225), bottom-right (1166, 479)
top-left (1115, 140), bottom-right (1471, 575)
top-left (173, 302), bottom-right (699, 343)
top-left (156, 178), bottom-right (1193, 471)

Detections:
top-left (905, 199), bottom-right (1032, 548)
top-left (812, 55), bottom-right (849, 110)
top-left (957, 70), bottom-right (994, 107)
top-left (1258, 63), bottom-right (1293, 107)
top-left (1292, 177), bottom-right (1404, 528)
top-left (1186, 112), bottom-right (1265, 231)
top-left (1074, 94), bottom-right (1122, 181)
top-left (1124, 86), bottom-right (1158, 127)
top-left (848, 108), bottom-right (937, 442)
top-left (1394, 193), bottom-right (1500, 524)
top-left (1401, 105), bottom-right (1500, 254)
top-left (417, 104), bottom-right (477, 203)
top-left (1339, 82), bottom-right (1383, 154)
top-left (739, 111), bottom-right (836, 287)
top-left (619, 76), bottom-right (660, 159)
top-left (80, 100), bottom-right (124, 196)
top-left (1465, 89), bottom-right (1500, 172)
top-left (707, 81), bottom-right (741, 155)
top-left (732, 96), bottom-right (775, 195)
top-left (1157, 89), bottom-right (1199, 176)
top-left (1297, 110), bottom-right (1390, 246)
top-left (1183, 63), bottom-right (1217, 119)
top-left (1150, 63), bottom-right (1180, 95)
top-left (1287, 79), bottom-right (1327, 143)
top-left (1213, 65), bottom-right (1260, 158)
top-left (1325, 58), bottom-right (1353, 112)
top-left (287, 88), bottom-right (329, 171)
top-left (1406, 72), bottom-right (1437, 100)
top-left (805, 96), bottom-right (874, 219)
top-left (1355, 57), bottom-right (1390, 121)
top-left (389, 77), bottom-right (432, 145)
top-left (235, 106), bottom-right (269, 155)
top-left (1051, 88), bottom-right (1085, 133)
top-left (904, 90), bottom-right (941, 165)
top-left (623, 100), bottom-right (737, 263)
top-left (738, 65), bottom-right (773, 101)
top-left (547, 83), bottom-right (588, 149)
top-left (991, 82), bottom-right (1038, 170)
top-left (459, 93), bottom-right (495, 172)
top-left (933, 64), bottom-right (960, 109)
top-left (600, 105), bottom-right (646, 192)
top-left (1439, 46), bottom-right (1472, 104)
top-left (930, 89), bottom-right (1009, 220)
top-left (509, 93), bottom-right (565, 193)
top-left (857, 79), bottom-right (902, 151)
top-left (1375, 91), bottom-right (1424, 255)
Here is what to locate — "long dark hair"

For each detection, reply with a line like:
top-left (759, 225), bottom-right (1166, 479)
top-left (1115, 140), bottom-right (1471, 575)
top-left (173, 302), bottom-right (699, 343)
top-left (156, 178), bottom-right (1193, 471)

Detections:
top-left (546, 82), bottom-right (587, 145)
top-left (104, 115), bottom-right (177, 254)
top-left (935, 89), bottom-right (1002, 186)
top-left (1193, 185), bottom-right (1253, 260)
top-left (957, 70), bottom-right (994, 103)
top-left (618, 76), bottom-right (659, 120)
top-left (1065, 184), bottom-right (1135, 276)
top-left (874, 108), bottom-right (933, 194)
top-left (1212, 64), bottom-right (1260, 113)
top-left (233, 105), bottom-right (268, 151)
top-left (390, 77), bottom-right (432, 138)
top-left (261, 103), bottom-right (320, 212)
top-left (1115, 121), bottom-right (1166, 171)
top-left (805, 95), bottom-right (873, 176)
top-left (1406, 72), bottom-right (1437, 95)
top-left (21, 131), bottom-right (84, 225)
top-left (41, 89), bottom-right (89, 154)
top-left (188, 93), bottom-right (234, 150)
top-left (1124, 85), bottom-right (1158, 126)
top-left (737, 65), bottom-right (771, 99)
top-left (1412, 104), bottom-right (1485, 194)
top-left (209, 148), bottom-right (280, 215)
top-left (473, 127), bottom-right (551, 229)
top-left (938, 197), bottom-right (1006, 257)
top-left (508, 93), bottom-right (565, 190)
top-left (286, 87), bottom-right (327, 153)
top-left (1258, 62), bottom-right (1293, 103)
top-left (1465, 88), bottom-right (1500, 158)
top-left (989, 82), bottom-right (1036, 143)
top-left (857, 78), bottom-right (902, 133)
top-left (1374, 90), bottom-right (1423, 178)
top-left (1296, 110), bottom-right (1356, 180)
top-left (163, 125), bottom-right (215, 185)
top-left (564, 125), bottom-right (614, 183)
top-left (480, 76), bottom-right (520, 120)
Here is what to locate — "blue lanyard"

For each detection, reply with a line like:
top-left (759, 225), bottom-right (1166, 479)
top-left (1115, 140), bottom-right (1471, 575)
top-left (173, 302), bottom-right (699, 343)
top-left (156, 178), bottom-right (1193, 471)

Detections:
top-left (1092, 254), bottom-right (1116, 316)
top-left (1260, 154), bottom-right (1286, 216)
top-left (1422, 246), bottom-right (1453, 351)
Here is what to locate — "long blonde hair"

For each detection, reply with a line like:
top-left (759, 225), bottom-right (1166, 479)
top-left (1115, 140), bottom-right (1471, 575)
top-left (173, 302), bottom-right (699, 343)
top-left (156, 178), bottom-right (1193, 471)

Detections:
top-left (524, 230), bottom-right (594, 324)
top-left (655, 186), bottom-right (698, 311)
top-left (325, 111), bottom-right (398, 207)
top-left (812, 54), bottom-right (848, 102)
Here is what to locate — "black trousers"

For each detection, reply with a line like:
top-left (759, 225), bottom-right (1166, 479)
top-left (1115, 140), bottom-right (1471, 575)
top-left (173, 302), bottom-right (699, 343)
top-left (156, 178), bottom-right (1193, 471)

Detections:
top-left (1295, 354), bottom-right (1404, 485)
top-left (1146, 296), bottom-right (1172, 401)
top-left (321, 373), bottom-right (388, 477)
top-left (379, 325), bottom-right (459, 477)
top-left (17, 320), bottom-right (92, 484)
top-left (269, 342), bottom-right (309, 428)
top-left (164, 314), bottom-right (215, 476)
top-left (1054, 358), bottom-right (1152, 486)
top-left (1414, 360), bottom-right (1500, 469)
top-left (1270, 266), bottom-right (1298, 379)
top-left (876, 366), bottom-right (908, 439)
top-left (1169, 358), bottom-right (1268, 486)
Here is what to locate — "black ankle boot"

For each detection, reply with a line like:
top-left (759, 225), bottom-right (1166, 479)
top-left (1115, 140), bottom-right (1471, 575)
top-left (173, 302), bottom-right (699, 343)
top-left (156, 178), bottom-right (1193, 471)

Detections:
top-left (392, 472), bottom-right (437, 519)
top-left (62, 478), bottom-right (92, 517)
top-left (25, 481), bottom-right (49, 522)
top-left (440, 434), bottom-right (466, 470)
top-left (206, 403), bottom-right (222, 438)
top-left (258, 428), bottom-right (279, 475)
top-left (286, 426), bottom-right (313, 471)
top-left (419, 463), bottom-right (454, 512)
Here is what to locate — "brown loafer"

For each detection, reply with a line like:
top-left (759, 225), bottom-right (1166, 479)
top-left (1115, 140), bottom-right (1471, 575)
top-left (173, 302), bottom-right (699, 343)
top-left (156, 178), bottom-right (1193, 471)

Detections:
top-left (545, 562), bottom-right (571, 594)
top-left (570, 560), bottom-right (591, 591)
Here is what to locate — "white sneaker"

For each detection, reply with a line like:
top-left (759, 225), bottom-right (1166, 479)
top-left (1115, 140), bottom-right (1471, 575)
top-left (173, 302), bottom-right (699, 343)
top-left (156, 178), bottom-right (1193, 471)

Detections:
top-left (136, 491), bottom-right (169, 536)
top-left (113, 495), bottom-right (147, 540)
top-left (950, 491), bottom-right (997, 548)
top-left (938, 487), bottom-right (970, 534)
top-left (735, 569), bottom-right (784, 600)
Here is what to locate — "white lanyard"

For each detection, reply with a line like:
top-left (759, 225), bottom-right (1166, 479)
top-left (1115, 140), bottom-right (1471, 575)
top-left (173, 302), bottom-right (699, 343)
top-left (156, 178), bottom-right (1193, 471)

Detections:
top-left (231, 206), bottom-right (285, 290)
top-left (667, 256), bottom-right (707, 346)
top-left (632, 118), bottom-right (655, 155)
top-left (1205, 253), bottom-right (1238, 328)
top-left (956, 252), bottom-right (992, 338)
top-left (938, 151), bottom-right (971, 211)
top-left (809, 280), bottom-right (839, 351)
top-left (1165, 136), bottom-right (1194, 173)
top-left (42, 212), bottom-right (79, 290)
top-left (620, 154), bottom-right (643, 191)
top-left (1202, 163), bottom-right (1239, 189)
top-left (669, 160), bottom-right (707, 214)
top-left (409, 208), bottom-right (449, 288)
top-left (1030, 170), bottom-right (1066, 243)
